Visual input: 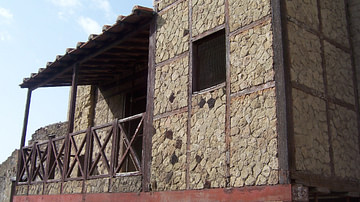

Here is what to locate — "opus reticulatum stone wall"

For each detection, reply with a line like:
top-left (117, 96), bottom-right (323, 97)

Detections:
top-left (285, 0), bottom-right (360, 184)
top-left (151, 112), bottom-right (187, 190)
top-left (150, 0), bottom-right (280, 192)
top-left (230, 88), bottom-right (278, 186)
top-left (190, 88), bottom-right (227, 189)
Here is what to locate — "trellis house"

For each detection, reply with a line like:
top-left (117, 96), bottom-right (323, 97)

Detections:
top-left (12, 0), bottom-right (360, 201)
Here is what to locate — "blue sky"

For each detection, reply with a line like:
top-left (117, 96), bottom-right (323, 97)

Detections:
top-left (0, 0), bottom-right (153, 164)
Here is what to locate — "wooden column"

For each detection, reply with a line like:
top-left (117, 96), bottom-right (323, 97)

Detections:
top-left (16, 88), bottom-right (32, 184)
top-left (272, 0), bottom-right (291, 184)
top-left (67, 64), bottom-right (79, 134)
top-left (142, 17), bottom-right (156, 192)
top-left (62, 64), bottom-right (79, 183)
top-left (19, 89), bottom-right (32, 149)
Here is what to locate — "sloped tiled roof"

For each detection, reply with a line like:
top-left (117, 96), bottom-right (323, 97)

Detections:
top-left (20, 6), bottom-right (155, 89)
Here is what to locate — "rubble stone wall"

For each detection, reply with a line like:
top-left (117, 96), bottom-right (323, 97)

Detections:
top-left (0, 150), bottom-right (17, 201)
top-left (154, 56), bottom-right (189, 115)
top-left (151, 112), bottom-right (187, 190)
top-left (285, 0), bottom-right (360, 182)
top-left (28, 122), bottom-right (68, 145)
top-left (230, 88), bottom-right (278, 187)
top-left (190, 88), bottom-right (226, 189)
top-left (151, 0), bottom-right (278, 192)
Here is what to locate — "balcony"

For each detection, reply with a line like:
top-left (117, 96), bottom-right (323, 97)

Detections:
top-left (17, 113), bottom-right (144, 184)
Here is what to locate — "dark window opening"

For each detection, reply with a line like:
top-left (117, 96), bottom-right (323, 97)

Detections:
top-left (193, 30), bottom-right (226, 92)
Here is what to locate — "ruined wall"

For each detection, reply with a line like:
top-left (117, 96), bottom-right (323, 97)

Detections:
top-left (28, 122), bottom-right (68, 145)
top-left (151, 0), bottom-right (278, 191)
top-left (285, 0), bottom-right (360, 182)
top-left (0, 150), bottom-right (17, 202)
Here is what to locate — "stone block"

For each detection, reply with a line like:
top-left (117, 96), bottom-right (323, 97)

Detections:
top-left (110, 176), bottom-right (142, 193)
top-left (192, 0), bottom-right (225, 37)
top-left (230, 88), bottom-right (278, 187)
top-left (286, 0), bottom-right (319, 30)
top-left (15, 185), bottom-right (28, 196)
top-left (28, 183), bottom-right (43, 195)
top-left (156, 0), bottom-right (189, 63)
top-left (85, 178), bottom-right (110, 193)
top-left (292, 88), bottom-right (331, 176)
top-left (324, 41), bottom-right (354, 105)
top-left (151, 112), bottom-right (187, 191)
top-left (62, 180), bottom-right (83, 194)
top-left (288, 22), bottom-right (323, 92)
top-left (190, 87), bottom-right (226, 189)
top-left (320, 0), bottom-right (349, 47)
top-left (154, 56), bottom-right (189, 115)
top-left (230, 21), bottom-right (274, 93)
top-left (74, 85), bottom-right (93, 131)
top-left (43, 182), bottom-right (61, 195)
top-left (94, 98), bottom-right (110, 126)
top-left (229, 0), bottom-right (271, 32)
top-left (329, 103), bottom-right (360, 180)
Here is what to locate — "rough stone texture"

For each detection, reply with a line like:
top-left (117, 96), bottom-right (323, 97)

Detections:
top-left (292, 88), bottom-right (331, 176)
top-left (230, 21), bottom-right (273, 93)
top-left (0, 150), bottom-right (17, 201)
top-left (15, 185), bottom-right (28, 196)
top-left (324, 41), bottom-right (354, 105)
top-left (190, 88), bottom-right (226, 189)
top-left (329, 103), bottom-right (360, 180)
top-left (110, 176), bottom-right (142, 193)
top-left (286, 0), bottom-right (319, 30)
top-left (154, 56), bottom-right (188, 115)
top-left (28, 184), bottom-right (43, 195)
top-left (288, 22), bottom-right (323, 92)
top-left (349, 0), bottom-right (360, 108)
top-left (151, 112), bottom-right (187, 191)
top-left (156, 0), bottom-right (189, 63)
top-left (28, 122), bottom-right (68, 145)
top-left (74, 85), bottom-right (93, 132)
top-left (43, 182), bottom-right (61, 195)
top-left (94, 90), bottom-right (125, 126)
top-left (61, 180), bottom-right (83, 194)
top-left (230, 88), bottom-right (278, 187)
top-left (320, 0), bottom-right (349, 48)
top-left (85, 178), bottom-right (110, 193)
top-left (155, 0), bottom-right (177, 11)
top-left (192, 0), bottom-right (225, 37)
top-left (229, 0), bottom-right (271, 32)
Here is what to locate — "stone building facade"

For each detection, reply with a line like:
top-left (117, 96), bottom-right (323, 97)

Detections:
top-left (11, 0), bottom-right (360, 201)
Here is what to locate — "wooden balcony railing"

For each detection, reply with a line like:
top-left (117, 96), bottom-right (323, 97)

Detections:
top-left (17, 112), bottom-right (145, 184)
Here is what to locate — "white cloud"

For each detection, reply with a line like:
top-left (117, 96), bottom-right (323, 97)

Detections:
top-left (92, 0), bottom-right (111, 14)
top-left (78, 16), bottom-right (101, 35)
top-left (0, 7), bottom-right (13, 19)
top-left (51, 0), bottom-right (81, 7)
top-left (0, 7), bottom-right (13, 24)
top-left (0, 31), bottom-right (11, 41)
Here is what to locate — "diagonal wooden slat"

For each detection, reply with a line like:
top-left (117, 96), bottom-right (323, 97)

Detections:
top-left (116, 116), bottom-right (144, 172)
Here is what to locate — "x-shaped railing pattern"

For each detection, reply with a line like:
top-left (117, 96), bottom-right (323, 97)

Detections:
top-left (17, 112), bottom-right (145, 184)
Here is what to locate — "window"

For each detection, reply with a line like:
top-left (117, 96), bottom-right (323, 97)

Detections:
top-left (193, 30), bottom-right (226, 92)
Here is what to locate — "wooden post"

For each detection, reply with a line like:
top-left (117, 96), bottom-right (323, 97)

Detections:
top-left (20, 89), bottom-right (32, 149)
top-left (272, 0), bottom-right (291, 184)
top-left (142, 17), bottom-right (156, 192)
top-left (16, 88), bottom-right (32, 184)
top-left (68, 64), bottom-right (79, 134)
top-left (63, 64), bottom-right (79, 181)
